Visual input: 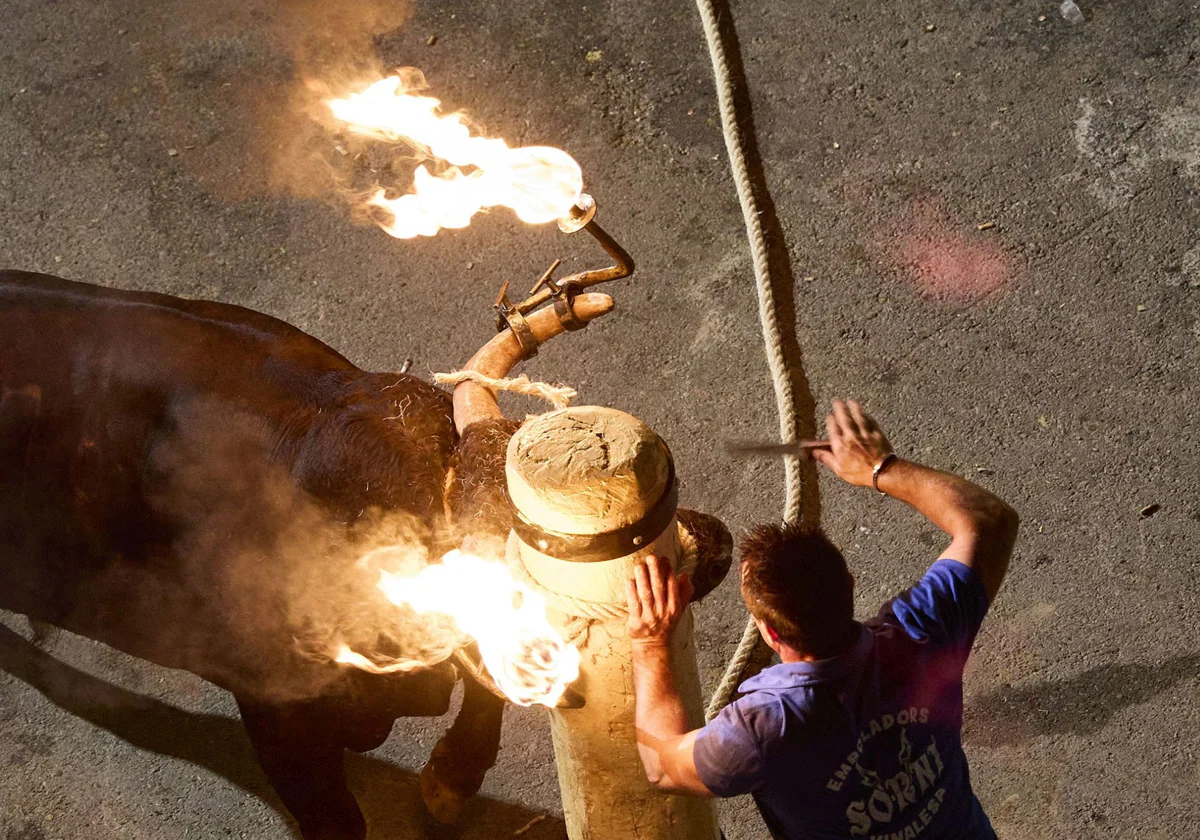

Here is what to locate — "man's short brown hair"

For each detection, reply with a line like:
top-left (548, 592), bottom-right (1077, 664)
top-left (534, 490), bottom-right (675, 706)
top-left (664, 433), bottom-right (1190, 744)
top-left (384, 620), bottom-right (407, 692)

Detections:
top-left (739, 523), bottom-right (855, 659)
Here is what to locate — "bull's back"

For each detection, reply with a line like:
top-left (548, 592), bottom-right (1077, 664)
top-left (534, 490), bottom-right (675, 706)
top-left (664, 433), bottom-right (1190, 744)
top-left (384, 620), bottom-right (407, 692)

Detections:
top-left (0, 271), bottom-right (382, 690)
top-left (0, 270), bottom-right (359, 396)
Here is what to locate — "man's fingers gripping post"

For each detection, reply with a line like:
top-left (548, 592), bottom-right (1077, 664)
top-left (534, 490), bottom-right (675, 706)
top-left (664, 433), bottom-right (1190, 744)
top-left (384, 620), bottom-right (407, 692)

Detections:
top-left (626, 577), bottom-right (643, 624)
top-left (647, 556), bottom-right (667, 615)
top-left (633, 560), bottom-right (655, 615)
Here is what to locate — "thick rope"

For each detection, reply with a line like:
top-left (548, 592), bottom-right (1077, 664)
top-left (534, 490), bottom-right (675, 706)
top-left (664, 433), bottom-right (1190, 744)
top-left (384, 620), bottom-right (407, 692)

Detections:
top-left (504, 525), bottom-right (702, 645)
top-left (433, 370), bottom-right (577, 410)
top-left (695, 0), bottom-right (803, 721)
top-left (505, 532), bottom-right (627, 623)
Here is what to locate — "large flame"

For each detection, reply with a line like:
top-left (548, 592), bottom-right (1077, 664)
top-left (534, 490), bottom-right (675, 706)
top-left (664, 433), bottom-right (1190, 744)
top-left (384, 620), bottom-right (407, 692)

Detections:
top-left (324, 70), bottom-right (584, 239)
top-left (337, 549), bottom-right (580, 708)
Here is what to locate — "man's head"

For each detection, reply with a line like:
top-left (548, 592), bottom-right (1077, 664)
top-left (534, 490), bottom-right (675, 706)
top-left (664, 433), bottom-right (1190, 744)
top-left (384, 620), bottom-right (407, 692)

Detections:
top-left (739, 523), bottom-right (856, 660)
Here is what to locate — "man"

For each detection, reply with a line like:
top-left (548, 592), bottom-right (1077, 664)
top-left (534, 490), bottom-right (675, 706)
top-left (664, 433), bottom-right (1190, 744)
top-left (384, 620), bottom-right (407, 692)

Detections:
top-left (626, 399), bottom-right (1018, 839)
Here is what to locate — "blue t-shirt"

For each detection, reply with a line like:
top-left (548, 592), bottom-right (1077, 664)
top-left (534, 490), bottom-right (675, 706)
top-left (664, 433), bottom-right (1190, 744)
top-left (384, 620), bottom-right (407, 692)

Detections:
top-left (694, 559), bottom-right (996, 840)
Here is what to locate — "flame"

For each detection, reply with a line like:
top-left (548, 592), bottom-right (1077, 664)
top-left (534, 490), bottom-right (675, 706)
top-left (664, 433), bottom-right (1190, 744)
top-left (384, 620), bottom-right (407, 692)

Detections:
top-left (323, 70), bottom-right (584, 238)
top-left (338, 549), bottom-right (580, 707)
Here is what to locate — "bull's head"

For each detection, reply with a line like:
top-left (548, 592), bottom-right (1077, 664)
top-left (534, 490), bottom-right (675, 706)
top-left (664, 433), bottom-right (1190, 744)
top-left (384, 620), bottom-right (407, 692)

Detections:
top-left (445, 195), bottom-right (630, 561)
top-left (441, 201), bottom-right (629, 709)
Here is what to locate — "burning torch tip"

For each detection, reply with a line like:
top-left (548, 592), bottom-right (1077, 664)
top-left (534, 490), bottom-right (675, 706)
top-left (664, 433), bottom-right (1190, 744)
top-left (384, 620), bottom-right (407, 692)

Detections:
top-left (558, 193), bottom-right (597, 234)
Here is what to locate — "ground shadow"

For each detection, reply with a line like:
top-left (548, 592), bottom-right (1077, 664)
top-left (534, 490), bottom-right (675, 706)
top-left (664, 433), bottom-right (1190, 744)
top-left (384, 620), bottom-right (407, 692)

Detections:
top-left (964, 652), bottom-right (1200, 748)
top-left (0, 623), bottom-right (565, 840)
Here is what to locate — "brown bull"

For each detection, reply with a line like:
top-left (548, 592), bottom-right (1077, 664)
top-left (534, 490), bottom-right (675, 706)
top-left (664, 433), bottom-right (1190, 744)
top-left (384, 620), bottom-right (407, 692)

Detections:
top-left (0, 269), bottom-right (605, 838)
top-left (0, 270), bottom-right (730, 839)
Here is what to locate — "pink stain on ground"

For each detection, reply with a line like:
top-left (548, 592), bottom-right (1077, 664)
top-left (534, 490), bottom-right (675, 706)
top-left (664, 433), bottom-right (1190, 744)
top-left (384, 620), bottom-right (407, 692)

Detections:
top-left (885, 203), bottom-right (1011, 303)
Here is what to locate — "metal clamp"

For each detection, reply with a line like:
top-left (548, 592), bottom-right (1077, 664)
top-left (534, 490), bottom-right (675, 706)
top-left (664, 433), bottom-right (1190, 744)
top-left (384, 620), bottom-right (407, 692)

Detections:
top-left (528, 259), bottom-right (587, 332)
top-left (493, 281), bottom-right (539, 358)
top-left (553, 292), bottom-right (585, 330)
top-left (491, 193), bottom-right (634, 341)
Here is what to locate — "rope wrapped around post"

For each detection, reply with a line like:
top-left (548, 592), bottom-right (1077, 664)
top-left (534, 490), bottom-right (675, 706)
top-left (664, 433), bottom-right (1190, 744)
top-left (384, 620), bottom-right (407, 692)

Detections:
top-left (502, 522), bottom-right (702, 647)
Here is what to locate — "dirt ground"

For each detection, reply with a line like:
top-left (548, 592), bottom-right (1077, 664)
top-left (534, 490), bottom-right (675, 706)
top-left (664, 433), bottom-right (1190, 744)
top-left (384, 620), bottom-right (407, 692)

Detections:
top-left (1, 0), bottom-right (1198, 838)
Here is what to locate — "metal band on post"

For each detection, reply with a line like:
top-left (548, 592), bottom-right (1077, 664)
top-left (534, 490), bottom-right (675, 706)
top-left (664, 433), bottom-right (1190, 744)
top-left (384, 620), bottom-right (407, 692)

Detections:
top-left (510, 467), bottom-right (678, 562)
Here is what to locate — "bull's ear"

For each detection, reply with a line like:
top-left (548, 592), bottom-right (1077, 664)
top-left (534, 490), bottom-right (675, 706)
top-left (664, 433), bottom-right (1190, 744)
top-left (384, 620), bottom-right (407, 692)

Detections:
top-left (677, 508), bottom-right (733, 603)
top-left (446, 418), bottom-right (522, 552)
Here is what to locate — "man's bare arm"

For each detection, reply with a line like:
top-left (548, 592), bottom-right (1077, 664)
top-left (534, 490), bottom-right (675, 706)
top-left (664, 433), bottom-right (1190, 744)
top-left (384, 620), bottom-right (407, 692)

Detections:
top-left (626, 558), bottom-right (715, 796)
top-left (876, 458), bottom-right (1018, 602)
top-left (814, 400), bottom-right (1019, 602)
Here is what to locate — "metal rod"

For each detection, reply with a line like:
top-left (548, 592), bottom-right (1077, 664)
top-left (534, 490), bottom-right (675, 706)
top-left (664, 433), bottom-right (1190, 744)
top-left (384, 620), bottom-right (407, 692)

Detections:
top-left (725, 439), bottom-right (831, 458)
top-left (514, 216), bottom-right (635, 316)
top-left (529, 259), bottom-right (564, 296)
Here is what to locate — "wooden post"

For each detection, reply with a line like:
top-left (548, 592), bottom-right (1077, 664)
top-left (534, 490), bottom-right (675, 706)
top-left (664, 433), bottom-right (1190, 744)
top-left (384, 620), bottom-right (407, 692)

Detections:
top-left (506, 406), bottom-right (720, 840)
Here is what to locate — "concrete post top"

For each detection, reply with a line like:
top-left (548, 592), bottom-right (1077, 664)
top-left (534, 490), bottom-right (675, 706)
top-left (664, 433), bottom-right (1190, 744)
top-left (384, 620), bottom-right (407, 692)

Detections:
top-left (505, 406), bottom-right (673, 536)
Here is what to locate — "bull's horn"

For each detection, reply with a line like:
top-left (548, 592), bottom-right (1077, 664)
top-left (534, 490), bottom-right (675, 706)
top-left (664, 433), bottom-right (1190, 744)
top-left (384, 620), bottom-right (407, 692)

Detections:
top-left (451, 293), bottom-right (614, 435)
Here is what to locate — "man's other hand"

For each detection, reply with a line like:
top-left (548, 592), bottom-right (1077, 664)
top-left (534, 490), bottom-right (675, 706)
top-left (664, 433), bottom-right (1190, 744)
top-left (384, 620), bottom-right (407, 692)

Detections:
top-left (627, 555), bottom-right (694, 648)
top-left (813, 399), bottom-right (894, 487)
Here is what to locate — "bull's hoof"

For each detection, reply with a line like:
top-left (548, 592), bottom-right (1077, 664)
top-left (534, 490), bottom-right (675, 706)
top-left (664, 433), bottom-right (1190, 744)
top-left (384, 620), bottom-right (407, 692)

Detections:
top-left (419, 758), bottom-right (470, 825)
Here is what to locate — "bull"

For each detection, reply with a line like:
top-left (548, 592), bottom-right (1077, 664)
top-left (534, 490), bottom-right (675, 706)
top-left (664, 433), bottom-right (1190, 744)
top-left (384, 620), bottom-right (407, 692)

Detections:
top-left (0, 269), bottom-right (730, 839)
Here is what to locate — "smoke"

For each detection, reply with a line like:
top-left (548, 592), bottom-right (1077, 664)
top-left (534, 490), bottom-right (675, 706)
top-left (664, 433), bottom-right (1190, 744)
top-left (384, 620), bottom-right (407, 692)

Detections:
top-left (253, 1), bottom-right (422, 205)
top-left (126, 0), bottom-right (414, 202)
top-left (124, 397), bottom-right (466, 704)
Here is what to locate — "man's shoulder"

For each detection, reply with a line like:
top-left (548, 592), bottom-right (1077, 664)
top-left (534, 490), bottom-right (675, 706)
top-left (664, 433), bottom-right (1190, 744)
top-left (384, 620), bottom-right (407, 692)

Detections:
top-left (725, 677), bottom-right (798, 729)
top-left (709, 671), bottom-right (826, 749)
top-left (873, 559), bottom-right (990, 647)
top-left (731, 654), bottom-right (866, 735)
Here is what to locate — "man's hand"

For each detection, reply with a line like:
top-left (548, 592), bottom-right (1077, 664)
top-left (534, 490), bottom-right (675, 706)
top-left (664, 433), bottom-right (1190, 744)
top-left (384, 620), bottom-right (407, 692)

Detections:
top-left (812, 399), bottom-right (893, 487)
top-left (626, 555), bottom-right (694, 649)
top-left (812, 398), bottom-right (1018, 602)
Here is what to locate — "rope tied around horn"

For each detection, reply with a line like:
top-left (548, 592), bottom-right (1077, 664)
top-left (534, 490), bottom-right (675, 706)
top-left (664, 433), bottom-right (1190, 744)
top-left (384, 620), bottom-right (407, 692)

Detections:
top-left (434, 369), bottom-right (577, 410)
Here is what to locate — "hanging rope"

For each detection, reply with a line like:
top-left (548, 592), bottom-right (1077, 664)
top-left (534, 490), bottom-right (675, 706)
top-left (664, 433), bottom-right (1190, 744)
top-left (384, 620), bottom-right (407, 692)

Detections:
top-left (694, 0), bottom-right (804, 721)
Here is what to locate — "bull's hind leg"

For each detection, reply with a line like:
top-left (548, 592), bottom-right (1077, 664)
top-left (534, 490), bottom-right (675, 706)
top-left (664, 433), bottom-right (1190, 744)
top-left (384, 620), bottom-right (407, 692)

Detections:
top-left (236, 697), bottom-right (366, 840)
top-left (419, 670), bottom-right (505, 824)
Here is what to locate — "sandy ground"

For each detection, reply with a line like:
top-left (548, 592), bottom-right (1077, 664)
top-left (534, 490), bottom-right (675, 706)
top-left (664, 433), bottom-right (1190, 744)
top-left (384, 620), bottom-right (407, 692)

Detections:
top-left (1, 0), bottom-right (1198, 838)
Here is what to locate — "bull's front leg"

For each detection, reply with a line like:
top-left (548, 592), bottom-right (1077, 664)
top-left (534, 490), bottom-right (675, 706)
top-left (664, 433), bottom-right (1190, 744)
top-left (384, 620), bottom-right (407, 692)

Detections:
top-left (419, 658), bottom-right (505, 824)
top-left (236, 696), bottom-right (366, 840)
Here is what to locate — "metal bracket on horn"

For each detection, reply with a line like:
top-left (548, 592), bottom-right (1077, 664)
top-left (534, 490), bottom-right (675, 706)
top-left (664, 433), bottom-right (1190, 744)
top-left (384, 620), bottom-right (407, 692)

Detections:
top-left (492, 192), bottom-right (634, 337)
top-left (528, 259), bottom-right (587, 332)
top-left (492, 281), bottom-right (540, 359)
